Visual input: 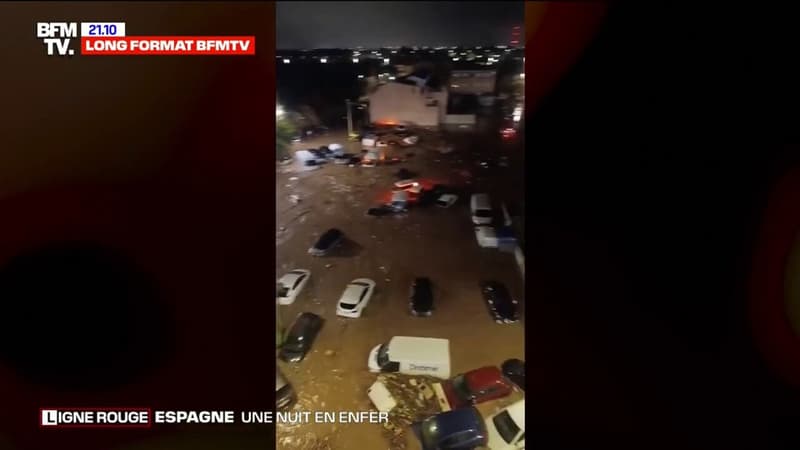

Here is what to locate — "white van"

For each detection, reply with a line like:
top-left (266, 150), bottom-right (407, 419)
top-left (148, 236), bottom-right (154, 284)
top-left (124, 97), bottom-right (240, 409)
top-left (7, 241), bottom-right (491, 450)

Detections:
top-left (470, 193), bottom-right (493, 225)
top-left (485, 399), bottom-right (525, 449)
top-left (367, 336), bottom-right (451, 379)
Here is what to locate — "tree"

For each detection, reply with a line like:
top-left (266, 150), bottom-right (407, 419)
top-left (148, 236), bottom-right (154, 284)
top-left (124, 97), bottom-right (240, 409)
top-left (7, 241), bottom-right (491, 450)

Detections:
top-left (276, 116), bottom-right (296, 161)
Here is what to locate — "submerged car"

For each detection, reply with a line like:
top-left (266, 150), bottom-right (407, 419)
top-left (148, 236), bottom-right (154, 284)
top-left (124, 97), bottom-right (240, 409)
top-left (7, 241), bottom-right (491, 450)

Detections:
top-left (411, 407), bottom-right (488, 450)
top-left (336, 278), bottom-right (376, 318)
top-left (434, 366), bottom-right (513, 411)
top-left (436, 194), bottom-right (459, 208)
top-left (276, 367), bottom-right (296, 409)
top-left (485, 399), bottom-right (525, 450)
top-left (410, 277), bottom-right (434, 316)
top-left (279, 312), bottom-right (324, 362)
top-left (276, 269), bottom-right (310, 305)
top-left (480, 281), bottom-right (519, 323)
top-left (333, 153), bottom-right (353, 164)
top-left (501, 358), bottom-right (525, 391)
top-left (308, 228), bottom-right (344, 256)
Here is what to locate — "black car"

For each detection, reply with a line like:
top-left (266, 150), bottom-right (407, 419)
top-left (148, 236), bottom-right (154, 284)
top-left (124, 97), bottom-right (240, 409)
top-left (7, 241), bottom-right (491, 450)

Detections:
top-left (279, 312), bottom-right (324, 363)
top-left (308, 148), bottom-right (327, 159)
top-left (410, 277), bottom-right (434, 316)
top-left (480, 281), bottom-right (519, 323)
top-left (501, 359), bottom-right (525, 391)
top-left (308, 228), bottom-right (344, 256)
top-left (418, 184), bottom-right (448, 207)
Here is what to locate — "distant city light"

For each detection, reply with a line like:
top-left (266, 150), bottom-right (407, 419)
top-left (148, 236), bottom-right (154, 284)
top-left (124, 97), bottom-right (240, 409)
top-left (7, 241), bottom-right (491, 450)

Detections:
top-left (276, 105), bottom-right (284, 118)
top-left (389, 76), bottom-right (396, 80)
top-left (353, 58), bottom-right (359, 63)
top-left (283, 59), bottom-right (290, 64)
top-left (320, 57), bottom-right (327, 63)
top-left (519, 73), bottom-right (525, 80)
top-left (383, 58), bottom-right (390, 64)
top-left (452, 57), bottom-right (460, 61)
top-left (358, 74), bottom-right (364, 79)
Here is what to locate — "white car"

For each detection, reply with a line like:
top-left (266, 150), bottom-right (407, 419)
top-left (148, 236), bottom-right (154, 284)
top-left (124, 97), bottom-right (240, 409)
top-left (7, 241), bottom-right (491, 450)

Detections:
top-left (276, 269), bottom-right (310, 305)
top-left (436, 194), bottom-right (458, 208)
top-left (485, 399), bottom-right (525, 449)
top-left (336, 278), bottom-right (376, 318)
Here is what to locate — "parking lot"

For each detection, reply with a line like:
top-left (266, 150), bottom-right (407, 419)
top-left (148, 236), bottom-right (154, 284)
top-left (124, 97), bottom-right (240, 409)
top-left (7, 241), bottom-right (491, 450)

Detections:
top-left (276, 129), bottom-right (525, 449)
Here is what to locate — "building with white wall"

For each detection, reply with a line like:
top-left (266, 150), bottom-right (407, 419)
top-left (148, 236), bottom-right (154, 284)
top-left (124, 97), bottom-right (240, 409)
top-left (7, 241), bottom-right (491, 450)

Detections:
top-left (368, 82), bottom-right (448, 128)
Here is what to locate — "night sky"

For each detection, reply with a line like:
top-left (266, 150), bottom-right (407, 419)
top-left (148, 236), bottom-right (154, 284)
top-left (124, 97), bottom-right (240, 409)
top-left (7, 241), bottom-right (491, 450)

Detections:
top-left (276, 1), bottom-right (524, 49)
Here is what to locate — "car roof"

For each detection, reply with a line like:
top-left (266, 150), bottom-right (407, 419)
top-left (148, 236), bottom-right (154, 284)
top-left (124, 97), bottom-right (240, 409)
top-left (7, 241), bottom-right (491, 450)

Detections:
top-left (465, 366), bottom-right (503, 386)
top-left (278, 270), bottom-right (307, 285)
top-left (475, 226), bottom-right (496, 238)
top-left (432, 407), bottom-right (484, 437)
top-left (483, 281), bottom-right (508, 292)
top-left (414, 277), bottom-right (431, 286)
top-left (291, 312), bottom-right (320, 333)
top-left (341, 282), bottom-right (369, 303)
top-left (388, 336), bottom-right (449, 361)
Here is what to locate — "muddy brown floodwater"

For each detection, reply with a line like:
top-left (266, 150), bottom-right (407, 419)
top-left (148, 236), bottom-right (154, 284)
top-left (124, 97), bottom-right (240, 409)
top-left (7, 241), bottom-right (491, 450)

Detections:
top-left (276, 130), bottom-right (525, 450)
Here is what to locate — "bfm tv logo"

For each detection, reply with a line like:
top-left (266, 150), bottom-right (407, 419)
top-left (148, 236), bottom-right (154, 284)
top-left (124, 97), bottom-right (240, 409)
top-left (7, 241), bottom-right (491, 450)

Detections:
top-left (36, 22), bottom-right (77, 56)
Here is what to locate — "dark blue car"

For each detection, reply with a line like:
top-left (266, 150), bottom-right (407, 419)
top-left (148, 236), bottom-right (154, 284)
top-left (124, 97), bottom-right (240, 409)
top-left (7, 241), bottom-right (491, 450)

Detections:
top-left (411, 407), bottom-right (487, 450)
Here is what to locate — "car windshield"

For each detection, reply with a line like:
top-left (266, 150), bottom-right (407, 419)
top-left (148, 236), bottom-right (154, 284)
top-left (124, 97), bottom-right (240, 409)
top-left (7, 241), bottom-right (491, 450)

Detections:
top-left (339, 302), bottom-right (356, 310)
top-left (350, 282), bottom-right (369, 287)
top-left (475, 210), bottom-right (492, 218)
top-left (492, 410), bottom-right (521, 443)
top-left (376, 343), bottom-right (390, 367)
top-left (276, 285), bottom-right (290, 298)
top-left (451, 374), bottom-right (472, 400)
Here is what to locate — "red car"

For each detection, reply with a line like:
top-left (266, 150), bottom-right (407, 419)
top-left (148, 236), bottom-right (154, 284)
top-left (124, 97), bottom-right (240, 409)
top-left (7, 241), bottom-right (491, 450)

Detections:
top-left (434, 366), bottom-right (514, 411)
top-left (501, 127), bottom-right (517, 140)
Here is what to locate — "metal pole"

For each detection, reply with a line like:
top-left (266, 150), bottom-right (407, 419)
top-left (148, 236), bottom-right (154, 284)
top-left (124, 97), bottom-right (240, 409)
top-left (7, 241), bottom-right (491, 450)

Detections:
top-left (346, 99), bottom-right (354, 138)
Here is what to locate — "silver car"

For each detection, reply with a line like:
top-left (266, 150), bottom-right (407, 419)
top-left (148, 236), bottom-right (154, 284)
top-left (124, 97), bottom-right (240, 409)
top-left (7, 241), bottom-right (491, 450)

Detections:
top-left (276, 367), bottom-right (295, 409)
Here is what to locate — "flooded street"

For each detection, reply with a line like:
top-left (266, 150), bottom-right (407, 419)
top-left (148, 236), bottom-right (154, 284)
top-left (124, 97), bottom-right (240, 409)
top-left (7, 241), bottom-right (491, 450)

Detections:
top-left (276, 130), bottom-right (525, 449)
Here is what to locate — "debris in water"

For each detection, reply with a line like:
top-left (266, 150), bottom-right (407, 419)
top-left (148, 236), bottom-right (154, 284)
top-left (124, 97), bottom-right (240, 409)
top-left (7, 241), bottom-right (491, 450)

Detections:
top-left (289, 194), bottom-right (301, 204)
top-left (325, 264), bottom-right (333, 269)
top-left (324, 350), bottom-right (335, 357)
top-left (289, 176), bottom-right (299, 181)
top-left (385, 278), bottom-right (391, 282)
top-left (376, 373), bottom-right (442, 449)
